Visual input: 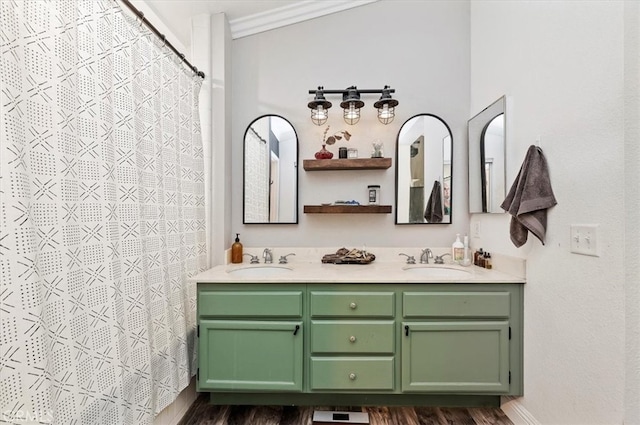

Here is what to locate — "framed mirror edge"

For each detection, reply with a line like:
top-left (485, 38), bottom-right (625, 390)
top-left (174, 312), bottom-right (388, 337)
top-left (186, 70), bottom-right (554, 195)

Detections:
top-left (394, 113), bottom-right (454, 225)
top-left (468, 95), bottom-right (509, 214)
top-left (242, 114), bottom-right (299, 224)
top-left (469, 95), bottom-right (506, 123)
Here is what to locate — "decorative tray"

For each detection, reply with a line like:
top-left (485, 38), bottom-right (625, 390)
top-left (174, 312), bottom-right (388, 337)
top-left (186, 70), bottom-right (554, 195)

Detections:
top-left (321, 247), bottom-right (375, 265)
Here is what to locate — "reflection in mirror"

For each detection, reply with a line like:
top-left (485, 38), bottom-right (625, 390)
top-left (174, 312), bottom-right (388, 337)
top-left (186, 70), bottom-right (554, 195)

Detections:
top-left (396, 114), bottom-right (452, 224)
top-left (468, 96), bottom-right (507, 213)
top-left (243, 115), bottom-right (298, 224)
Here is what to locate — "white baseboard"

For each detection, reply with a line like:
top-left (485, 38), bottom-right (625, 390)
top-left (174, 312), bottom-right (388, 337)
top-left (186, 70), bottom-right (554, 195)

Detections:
top-left (170, 388), bottom-right (197, 425)
top-left (501, 396), bottom-right (541, 425)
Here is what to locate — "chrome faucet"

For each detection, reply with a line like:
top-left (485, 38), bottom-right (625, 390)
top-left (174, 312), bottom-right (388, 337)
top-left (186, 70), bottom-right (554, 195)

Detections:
top-left (399, 253), bottom-right (416, 264)
top-left (263, 248), bottom-right (273, 264)
top-left (434, 252), bottom-right (451, 264)
top-left (420, 248), bottom-right (433, 264)
top-left (243, 253), bottom-right (259, 264)
top-left (279, 253), bottom-right (295, 264)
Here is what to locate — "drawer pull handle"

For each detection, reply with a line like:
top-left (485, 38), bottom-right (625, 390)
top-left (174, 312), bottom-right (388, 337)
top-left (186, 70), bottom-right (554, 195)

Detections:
top-left (349, 373), bottom-right (357, 380)
top-left (349, 335), bottom-right (356, 343)
top-left (349, 302), bottom-right (357, 309)
top-left (405, 325), bottom-right (410, 336)
top-left (293, 325), bottom-right (300, 336)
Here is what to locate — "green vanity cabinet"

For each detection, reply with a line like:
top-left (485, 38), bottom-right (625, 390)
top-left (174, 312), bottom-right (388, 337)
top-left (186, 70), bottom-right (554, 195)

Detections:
top-left (197, 282), bottom-right (523, 406)
top-left (197, 285), bottom-right (304, 392)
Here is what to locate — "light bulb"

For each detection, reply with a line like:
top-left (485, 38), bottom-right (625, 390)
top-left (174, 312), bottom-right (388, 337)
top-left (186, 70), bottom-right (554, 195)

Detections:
top-left (311, 105), bottom-right (328, 126)
top-left (377, 103), bottom-right (395, 124)
top-left (343, 103), bottom-right (360, 125)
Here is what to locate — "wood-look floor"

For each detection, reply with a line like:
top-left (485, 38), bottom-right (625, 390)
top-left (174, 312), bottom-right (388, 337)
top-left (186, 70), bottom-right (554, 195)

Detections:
top-left (178, 395), bottom-right (514, 425)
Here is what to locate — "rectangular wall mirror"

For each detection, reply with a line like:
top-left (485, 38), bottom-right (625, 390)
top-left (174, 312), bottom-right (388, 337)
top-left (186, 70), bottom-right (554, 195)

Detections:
top-left (468, 96), bottom-right (507, 213)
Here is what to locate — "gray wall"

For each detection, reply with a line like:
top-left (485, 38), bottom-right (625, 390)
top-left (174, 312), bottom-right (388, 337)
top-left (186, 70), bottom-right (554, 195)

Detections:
top-left (470, 1), bottom-right (636, 423)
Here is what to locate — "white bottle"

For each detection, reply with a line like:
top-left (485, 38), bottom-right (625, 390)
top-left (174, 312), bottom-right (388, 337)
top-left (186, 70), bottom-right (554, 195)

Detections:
top-left (461, 234), bottom-right (472, 266)
top-left (452, 233), bottom-right (464, 264)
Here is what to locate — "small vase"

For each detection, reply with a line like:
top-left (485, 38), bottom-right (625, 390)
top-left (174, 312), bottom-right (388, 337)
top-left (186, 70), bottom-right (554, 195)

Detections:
top-left (314, 144), bottom-right (334, 159)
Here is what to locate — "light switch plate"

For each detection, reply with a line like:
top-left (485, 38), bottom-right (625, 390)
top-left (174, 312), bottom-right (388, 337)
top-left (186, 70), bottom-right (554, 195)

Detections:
top-left (473, 221), bottom-right (481, 238)
top-left (570, 224), bottom-right (599, 256)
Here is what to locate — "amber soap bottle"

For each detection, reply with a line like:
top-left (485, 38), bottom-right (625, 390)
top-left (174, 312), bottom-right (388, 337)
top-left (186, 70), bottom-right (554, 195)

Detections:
top-left (231, 233), bottom-right (243, 263)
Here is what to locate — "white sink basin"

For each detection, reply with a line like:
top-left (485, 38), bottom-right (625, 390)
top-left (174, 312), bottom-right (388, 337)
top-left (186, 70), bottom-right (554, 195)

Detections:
top-left (226, 265), bottom-right (293, 277)
top-left (402, 265), bottom-right (472, 279)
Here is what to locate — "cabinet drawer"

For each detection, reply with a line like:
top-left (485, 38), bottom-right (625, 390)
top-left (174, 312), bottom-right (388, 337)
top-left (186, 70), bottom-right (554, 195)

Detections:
top-left (311, 321), bottom-right (395, 354)
top-left (199, 290), bottom-right (303, 317)
top-left (310, 291), bottom-right (394, 318)
top-left (403, 291), bottom-right (510, 318)
top-left (310, 357), bottom-right (394, 391)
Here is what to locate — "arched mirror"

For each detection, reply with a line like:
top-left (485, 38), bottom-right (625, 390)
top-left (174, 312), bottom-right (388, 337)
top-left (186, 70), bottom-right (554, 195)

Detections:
top-left (243, 115), bottom-right (298, 224)
top-left (396, 114), bottom-right (452, 224)
top-left (468, 96), bottom-right (507, 213)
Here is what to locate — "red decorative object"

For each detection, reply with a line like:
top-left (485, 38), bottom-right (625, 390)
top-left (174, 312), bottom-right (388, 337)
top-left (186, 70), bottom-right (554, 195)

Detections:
top-left (314, 144), bottom-right (334, 159)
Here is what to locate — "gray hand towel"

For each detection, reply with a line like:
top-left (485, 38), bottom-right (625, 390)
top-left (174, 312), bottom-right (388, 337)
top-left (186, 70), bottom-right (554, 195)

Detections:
top-left (424, 180), bottom-right (443, 223)
top-left (500, 145), bottom-right (557, 247)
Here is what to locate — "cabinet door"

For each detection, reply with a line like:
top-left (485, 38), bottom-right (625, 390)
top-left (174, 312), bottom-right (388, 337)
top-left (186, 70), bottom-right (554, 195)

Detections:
top-left (402, 321), bottom-right (509, 393)
top-left (198, 320), bottom-right (303, 392)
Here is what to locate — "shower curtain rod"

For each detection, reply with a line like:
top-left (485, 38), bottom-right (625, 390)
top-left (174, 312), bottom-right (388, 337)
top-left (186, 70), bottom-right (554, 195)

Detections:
top-left (118, 0), bottom-right (205, 79)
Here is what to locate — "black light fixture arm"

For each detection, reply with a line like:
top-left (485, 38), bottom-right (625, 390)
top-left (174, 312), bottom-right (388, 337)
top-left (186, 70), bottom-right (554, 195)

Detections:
top-left (308, 88), bottom-right (395, 95)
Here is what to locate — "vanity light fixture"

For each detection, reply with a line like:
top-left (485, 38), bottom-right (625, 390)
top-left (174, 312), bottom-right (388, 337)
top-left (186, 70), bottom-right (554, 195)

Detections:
top-left (340, 86), bottom-right (365, 125)
top-left (307, 87), bottom-right (332, 126)
top-left (374, 85), bottom-right (399, 125)
top-left (307, 85), bottom-right (398, 125)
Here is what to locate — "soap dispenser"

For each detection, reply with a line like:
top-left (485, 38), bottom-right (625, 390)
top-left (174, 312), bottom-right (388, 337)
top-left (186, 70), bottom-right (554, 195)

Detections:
top-left (231, 233), bottom-right (243, 264)
top-left (452, 233), bottom-right (464, 264)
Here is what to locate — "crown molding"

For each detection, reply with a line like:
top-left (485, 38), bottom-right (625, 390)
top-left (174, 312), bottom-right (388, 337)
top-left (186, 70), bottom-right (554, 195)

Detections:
top-left (229, 0), bottom-right (379, 39)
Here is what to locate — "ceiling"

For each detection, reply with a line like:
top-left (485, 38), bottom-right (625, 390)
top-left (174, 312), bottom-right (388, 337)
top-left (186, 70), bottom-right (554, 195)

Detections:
top-left (141, 0), bottom-right (378, 46)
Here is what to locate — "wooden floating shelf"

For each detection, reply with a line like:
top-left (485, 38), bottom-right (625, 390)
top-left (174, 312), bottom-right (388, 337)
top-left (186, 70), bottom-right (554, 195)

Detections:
top-left (303, 157), bottom-right (392, 171)
top-left (304, 205), bottom-right (392, 214)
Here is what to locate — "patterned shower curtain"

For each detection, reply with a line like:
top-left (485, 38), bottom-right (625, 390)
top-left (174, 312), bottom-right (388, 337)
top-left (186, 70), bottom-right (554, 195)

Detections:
top-left (0, 1), bottom-right (208, 423)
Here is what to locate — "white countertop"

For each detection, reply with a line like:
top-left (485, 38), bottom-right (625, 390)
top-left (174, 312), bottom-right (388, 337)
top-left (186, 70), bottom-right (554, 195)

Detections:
top-left (192, 261), bottom-right (525, 284)
top-left (192, 247), bottom-right (526, 284)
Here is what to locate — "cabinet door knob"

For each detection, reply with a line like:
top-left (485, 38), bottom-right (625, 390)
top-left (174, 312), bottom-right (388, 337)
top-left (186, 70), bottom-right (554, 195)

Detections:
top-left (349, 335), bottom-right (356, 343)
top-left (349, 373), bottom-right (357, 380)
top-left (349, 302), bottom-right (357, 309)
